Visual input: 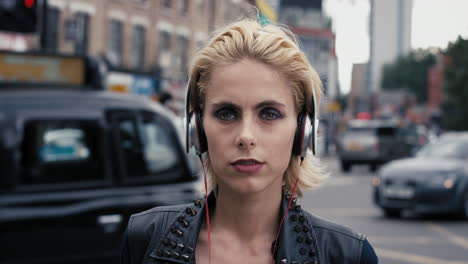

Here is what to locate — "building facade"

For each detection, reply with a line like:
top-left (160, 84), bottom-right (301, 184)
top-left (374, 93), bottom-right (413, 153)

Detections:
top-left (39, 0), bottom-right (252, 114)
top-left (368, 0), bottom-right (413, 93)
top-left (277, 0), bottom-right (338, 102)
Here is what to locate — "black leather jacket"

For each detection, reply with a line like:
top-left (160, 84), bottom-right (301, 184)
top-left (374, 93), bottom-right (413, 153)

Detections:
top-left (121, 191), bottom-right (373, 264)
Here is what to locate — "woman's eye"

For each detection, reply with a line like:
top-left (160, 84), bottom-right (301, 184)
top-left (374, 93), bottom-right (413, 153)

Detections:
top-left (215, 108), bottom-right (237, 121)
top-left (260, 108), bottom-right (282, 120)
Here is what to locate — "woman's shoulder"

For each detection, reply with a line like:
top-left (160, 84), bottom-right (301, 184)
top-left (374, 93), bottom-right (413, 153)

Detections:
top-left (302, 210), bottom-right (378, 263)
top-left (128, 203), bottom-right (189, 234)
top-left (122, 203), bottom-right (192, 264)
top-left (304, 210), bottom-right (366, 241)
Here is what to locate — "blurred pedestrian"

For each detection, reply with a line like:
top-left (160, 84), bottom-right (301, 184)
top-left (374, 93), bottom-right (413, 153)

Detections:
top-left (121, 19), bottom-right (378, 264)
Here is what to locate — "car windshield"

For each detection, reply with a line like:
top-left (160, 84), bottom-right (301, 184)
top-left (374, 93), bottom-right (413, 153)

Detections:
top-left (417, 138), bottom-right (468, 159)
top-left (345, 127), bottom-right (375, 137)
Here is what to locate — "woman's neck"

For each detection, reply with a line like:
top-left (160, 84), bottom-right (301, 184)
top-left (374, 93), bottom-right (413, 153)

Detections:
top-left (210, 184), bottom-right (283, 243)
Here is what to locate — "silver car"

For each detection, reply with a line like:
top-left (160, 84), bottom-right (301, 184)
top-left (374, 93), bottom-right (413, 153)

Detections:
top-left (336, 120), bottom-right (414, 172)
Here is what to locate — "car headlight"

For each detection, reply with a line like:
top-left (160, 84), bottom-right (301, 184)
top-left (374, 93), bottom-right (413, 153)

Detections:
top-left (427, 172), bottom-right (459, 189)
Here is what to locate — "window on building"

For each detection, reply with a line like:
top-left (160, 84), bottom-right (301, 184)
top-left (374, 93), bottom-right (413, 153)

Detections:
top-left (176, 35), bottom-right (188, 73)
top-left (132, 25), bottom-right (146, 69)
top-left (109, 19), bottom-right (123, 65)
top-left (43, 7), bottom-right (60, 52)
top-left (180, 0), bottom-right (189, 16)
top-left (196, 0), bottom-right (204, 15)
top-left (161, 0), bottom-right (171, 9)
top-left (159, 30), bottom-right (171, 52)
top-left (74, 12), bottom-right (89, 55)
top-left (19, 120), bottom-right (104, 185)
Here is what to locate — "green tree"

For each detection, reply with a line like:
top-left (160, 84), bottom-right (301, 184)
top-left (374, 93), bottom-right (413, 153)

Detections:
top-left (442, 36), bottom-right (468, 130)
top-left (381, 49), bottom-right (436, 103)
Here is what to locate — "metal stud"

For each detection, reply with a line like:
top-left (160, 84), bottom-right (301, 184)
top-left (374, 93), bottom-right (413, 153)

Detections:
top-left (294, 226), bottom-right (301, 233)
top-left (187, 246), bottom-right (194, 253)
top-left (164, 250), bottom-right (171, 257)
top-left (305, 237), bottom-right (312, 244)
top-left (162, 239), bottom-right (169, 246)
top-left (299, 248), bottom-right (306, 255)
top-left (294, 205), bottom-right (301, 212)
top-left (281, 259), bottom-right (288, 264)
top-left (177, 243), bottom-right (185, 251)
top-left (157, 249), bottom-right (164, 257)
top-left (291, 260), bottom-right (298, 264)
top-left (296, 236), bottom-right (304, 243)
top-left (299, 215), bottom-right (306, 222)
top-left (194, 200), bottom-right (202, 208)
top-left (172, 252), bottom-right (180, 259)
top-left (181, 254), bottom-right (190, 262)
top-left (170, 241), bottom-right (177, 248)
top-left (309, 249), bottom-right (316, 257)
top-left (176, 230), bottom-right (184, 237)
top-left (302, 226), bottom-right (309, 233)
top-left (290, 214), bottom-right (298, 222)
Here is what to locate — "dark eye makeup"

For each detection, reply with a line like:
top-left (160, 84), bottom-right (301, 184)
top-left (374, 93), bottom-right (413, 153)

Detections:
top-left (214, 107), bottom-right (238, 121)
top-left (260, 107), bottom-right (283, 120)
top-left (213, 102), bottom-right (284, 121)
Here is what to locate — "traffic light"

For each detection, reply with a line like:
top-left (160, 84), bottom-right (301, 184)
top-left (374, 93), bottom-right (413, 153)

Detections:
top-left (0, 0), bottom-right (38, 33)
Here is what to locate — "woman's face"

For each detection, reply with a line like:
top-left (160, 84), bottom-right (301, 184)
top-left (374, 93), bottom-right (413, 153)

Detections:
top-left (203, 59), bottom-right (298, 195)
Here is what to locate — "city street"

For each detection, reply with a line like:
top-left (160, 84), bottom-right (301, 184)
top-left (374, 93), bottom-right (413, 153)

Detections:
top-left (301, 156), bottom-right (468, 264)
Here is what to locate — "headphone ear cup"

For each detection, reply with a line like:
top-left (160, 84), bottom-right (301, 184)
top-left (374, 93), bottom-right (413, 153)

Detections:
top-left (187, 110), bottom-right (207, 155)
top-left (195, 111), bottom-right (208, 154)
top-left (293, 112), bottom-right (316, 157)
top-left (292, 111), bottom-right (305, 156)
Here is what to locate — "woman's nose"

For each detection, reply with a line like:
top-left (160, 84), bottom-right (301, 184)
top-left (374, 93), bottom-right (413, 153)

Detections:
top-left (235, 118), bottom-right (257, 149)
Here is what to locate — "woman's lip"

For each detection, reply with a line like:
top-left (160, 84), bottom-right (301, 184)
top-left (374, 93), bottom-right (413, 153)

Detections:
top-left (232, 163), bottom-right (264, 173)
top-left (231, 159), bottom-right (263, 165)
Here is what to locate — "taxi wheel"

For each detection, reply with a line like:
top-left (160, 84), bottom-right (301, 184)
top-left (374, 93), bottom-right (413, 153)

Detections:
top-left (341, 161), bottom-right (351, 173)
top-left (463, 192), bottom-right (468, 220)
top-left (383, 208), bottom-right (401, 218)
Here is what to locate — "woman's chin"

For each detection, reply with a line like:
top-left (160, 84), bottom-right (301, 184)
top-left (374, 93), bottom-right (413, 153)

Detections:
top-left (218, 176), bottom-right (281, 196)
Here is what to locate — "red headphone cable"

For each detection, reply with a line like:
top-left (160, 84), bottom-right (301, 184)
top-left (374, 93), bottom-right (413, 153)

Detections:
top-left (271, 156), bottom-right (303, 264)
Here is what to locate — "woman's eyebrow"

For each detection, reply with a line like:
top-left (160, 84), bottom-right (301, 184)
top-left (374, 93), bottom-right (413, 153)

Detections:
top-left (211, 101), bottom-right (241, 111)
top-left (255, 100), bottom-right (286, 109)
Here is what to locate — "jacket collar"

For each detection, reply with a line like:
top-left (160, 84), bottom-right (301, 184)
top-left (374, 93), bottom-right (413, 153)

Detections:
top-left (150, 189), bottom-right (321, 264)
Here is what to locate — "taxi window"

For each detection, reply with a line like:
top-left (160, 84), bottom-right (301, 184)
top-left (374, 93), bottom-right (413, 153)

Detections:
top-left (111, 110), bottom-right (180, 180)
top-left (140, 112), bottom-right (178, 173)
top-left (19, 120), bottom-right (104, 185)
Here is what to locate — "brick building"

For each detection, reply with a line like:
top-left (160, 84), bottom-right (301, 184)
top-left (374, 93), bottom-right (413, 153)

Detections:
top-left (39, 0), bottom-right (252, 114)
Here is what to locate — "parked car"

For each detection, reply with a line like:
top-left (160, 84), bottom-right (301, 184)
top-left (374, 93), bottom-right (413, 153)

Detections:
top-left (0, 90), bottom-right (199, 264)
top-left (336, 120), bottom-right (414, 172)
top-left (372, 133), bottom-right (468, 218)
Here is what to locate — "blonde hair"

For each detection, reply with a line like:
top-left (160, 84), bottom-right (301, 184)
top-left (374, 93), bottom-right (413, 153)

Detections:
top-left (188, 19), bottom-right (328, 197)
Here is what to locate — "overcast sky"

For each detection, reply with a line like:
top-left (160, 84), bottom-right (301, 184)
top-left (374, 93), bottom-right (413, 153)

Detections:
top-left (324, 0), bottom-right (468, 95)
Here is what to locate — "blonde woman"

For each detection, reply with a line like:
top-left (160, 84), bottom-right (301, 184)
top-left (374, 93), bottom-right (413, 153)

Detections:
top-left (121, 19), bottom-right (378, 264)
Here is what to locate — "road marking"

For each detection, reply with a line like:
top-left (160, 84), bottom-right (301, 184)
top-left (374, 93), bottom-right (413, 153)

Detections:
top-left (310, 207), bottom-right (380, 217)
top-left (369, 235), bottom-right (434, 245)
top-left (427, 223), bottom-right (468, 251)
top-left (376, 248), bottom-right (467, 264)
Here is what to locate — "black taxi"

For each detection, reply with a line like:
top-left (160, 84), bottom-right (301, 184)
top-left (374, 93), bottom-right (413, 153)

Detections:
top-left (0, 52), bottom-right (198, 264)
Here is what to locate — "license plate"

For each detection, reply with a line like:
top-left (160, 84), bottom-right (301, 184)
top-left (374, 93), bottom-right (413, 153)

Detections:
top-left (346, 143), bottom-right (363, 151)
top-left (383, 185), bottom-right (414, 199)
